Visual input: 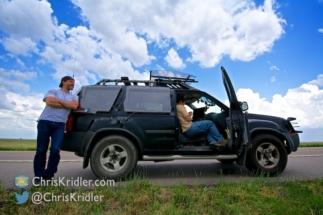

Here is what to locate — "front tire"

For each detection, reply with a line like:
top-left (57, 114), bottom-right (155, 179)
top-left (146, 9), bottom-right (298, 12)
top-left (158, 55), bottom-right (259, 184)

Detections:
top-left (90, 135), bottom-right (138, 180)
top-left (245, 134), bottom-right (287, 176)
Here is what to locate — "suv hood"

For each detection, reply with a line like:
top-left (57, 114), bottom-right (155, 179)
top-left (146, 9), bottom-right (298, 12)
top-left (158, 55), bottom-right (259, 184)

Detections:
top-left (246, 113), bottom-right (286, 122)
top-left (246, 113), bottom-right (301, 134)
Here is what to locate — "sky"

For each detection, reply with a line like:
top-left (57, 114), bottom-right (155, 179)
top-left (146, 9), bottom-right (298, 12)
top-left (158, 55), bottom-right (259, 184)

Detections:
top-left (0, 0), bottom-right (322, 141)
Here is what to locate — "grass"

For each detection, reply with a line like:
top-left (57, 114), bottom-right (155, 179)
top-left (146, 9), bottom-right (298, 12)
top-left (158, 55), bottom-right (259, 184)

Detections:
top-left (0, 139), bottom-right (37, 151)
top-left (0, 138), bottom-right (322, 151)
top-left (299, 142), bottom-right (323, 147)
top-left (0, 176), bottom-right (322, 214)
top-left (0, 139), bottom-right (322, 214)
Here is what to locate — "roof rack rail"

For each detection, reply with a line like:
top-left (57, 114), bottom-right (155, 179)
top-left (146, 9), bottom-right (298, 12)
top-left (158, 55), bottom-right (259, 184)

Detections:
top-left (95, 70), bottom-right (197, 89)
top-left (149, 70), bottom-right (196, 83)
top-left (96, 79), bottom-right (155, 85)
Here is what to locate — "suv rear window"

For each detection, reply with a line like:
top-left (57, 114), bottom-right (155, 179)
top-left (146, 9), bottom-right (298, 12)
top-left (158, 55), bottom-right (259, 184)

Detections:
top-left (124, 87), bottom-right (171, 113)
top-left (80, 86), bottom-right (121, 112)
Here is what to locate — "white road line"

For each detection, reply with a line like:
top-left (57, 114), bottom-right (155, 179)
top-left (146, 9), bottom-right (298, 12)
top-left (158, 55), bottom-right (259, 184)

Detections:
top-left (0, 160), bottom-right (82, 163)
top-left (289, 154), bottom-right (323, 158)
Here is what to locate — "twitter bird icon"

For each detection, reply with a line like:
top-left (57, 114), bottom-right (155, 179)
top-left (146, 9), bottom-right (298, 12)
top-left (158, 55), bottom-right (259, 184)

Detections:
top-left (15, 191), bottom-right (29, 204)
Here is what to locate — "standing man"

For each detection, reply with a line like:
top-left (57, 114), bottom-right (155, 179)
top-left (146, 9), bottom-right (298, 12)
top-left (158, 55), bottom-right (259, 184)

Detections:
top-left (33, 76), bottom-right (78, 182)
top-left (176, 95), bottom-right (227, 148)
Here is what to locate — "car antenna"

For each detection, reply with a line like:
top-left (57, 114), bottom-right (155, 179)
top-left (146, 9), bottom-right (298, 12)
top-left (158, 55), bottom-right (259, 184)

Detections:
top-left (71, 44), bottom-right (78, 93)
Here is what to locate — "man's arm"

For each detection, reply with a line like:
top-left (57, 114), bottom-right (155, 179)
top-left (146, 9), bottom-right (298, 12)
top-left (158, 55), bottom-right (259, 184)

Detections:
top-left (57, 99), bottom-right (79, 110)
top-left (45, 96), bottom-right (78, 109)
top-left (178, 105), bottom-right (192, 122)
top-left (184, 112), bottom-right (192, 122)
top-left (45, 96), bottom-right (65, 108)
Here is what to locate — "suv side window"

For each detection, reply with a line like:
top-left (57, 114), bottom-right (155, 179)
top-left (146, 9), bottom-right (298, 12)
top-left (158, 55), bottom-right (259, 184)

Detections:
top-left (80, 86), bottom-right (121, 111)
top-left (124, 87), bottom-right (171, 113)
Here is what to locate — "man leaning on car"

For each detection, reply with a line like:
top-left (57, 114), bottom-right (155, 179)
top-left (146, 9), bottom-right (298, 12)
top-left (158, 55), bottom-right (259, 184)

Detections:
top-left (33, 76), bottom-right (78, 184)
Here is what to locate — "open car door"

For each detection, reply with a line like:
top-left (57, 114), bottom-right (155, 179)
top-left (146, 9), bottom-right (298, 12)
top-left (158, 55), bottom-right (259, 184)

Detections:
top-left (221, 67), bottom-right (251, 158)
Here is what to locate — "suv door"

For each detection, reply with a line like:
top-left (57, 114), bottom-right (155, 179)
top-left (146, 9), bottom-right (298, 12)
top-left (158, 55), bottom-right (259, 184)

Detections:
top-left (221, 66), bottom-right (250, 155)
top-left (123, 86), bottom-right (176, 150)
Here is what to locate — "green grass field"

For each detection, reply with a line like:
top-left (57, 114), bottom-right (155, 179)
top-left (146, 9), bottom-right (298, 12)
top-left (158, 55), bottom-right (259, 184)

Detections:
top-left (0, 139), bottom-right (37, 151)
top-left (0, 177), bottom-right (322, 214)
top-left (0, 138), bottom-right (322, 214)
top-left (0, 138), bottom-right (322, 151)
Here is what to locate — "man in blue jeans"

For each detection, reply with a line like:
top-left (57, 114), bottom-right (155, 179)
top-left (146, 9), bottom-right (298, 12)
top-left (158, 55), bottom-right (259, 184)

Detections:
top-left (33, 76), bottom-right (78, 183)
top-left (176, 95), bottom-right (227, 148)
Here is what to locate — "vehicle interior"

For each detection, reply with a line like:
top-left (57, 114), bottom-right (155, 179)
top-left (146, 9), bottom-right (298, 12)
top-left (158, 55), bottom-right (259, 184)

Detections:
top-left (176, 92), bottom-right (229, 147)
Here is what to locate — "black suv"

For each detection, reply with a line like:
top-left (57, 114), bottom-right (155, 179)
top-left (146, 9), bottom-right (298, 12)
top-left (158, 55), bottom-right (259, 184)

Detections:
top-left (61, 67), bottom-right (301, 180)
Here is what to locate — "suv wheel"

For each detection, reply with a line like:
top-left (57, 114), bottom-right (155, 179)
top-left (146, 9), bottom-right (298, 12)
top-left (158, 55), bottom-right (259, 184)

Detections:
top-left (90, 135), bottom-right (138, 180)
top-left (245, 134), bottom-right (287, 176)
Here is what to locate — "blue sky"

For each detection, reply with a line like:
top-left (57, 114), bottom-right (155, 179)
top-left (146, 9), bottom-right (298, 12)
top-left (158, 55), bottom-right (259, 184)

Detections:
top-left (0, 0), bottom-right (322, 141)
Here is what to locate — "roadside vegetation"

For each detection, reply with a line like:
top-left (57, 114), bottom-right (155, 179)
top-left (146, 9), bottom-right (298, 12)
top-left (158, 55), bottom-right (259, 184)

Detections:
top-left (0, 139), bottom-right (36, 151)
top-left (0, 176), bottom-right (322, 215)
top-left (0, 138), bottom-right (323, 151)
top-left (299, 142), bottom-right (323, 147)
top-left (1, 139), bottom-right (322, 214)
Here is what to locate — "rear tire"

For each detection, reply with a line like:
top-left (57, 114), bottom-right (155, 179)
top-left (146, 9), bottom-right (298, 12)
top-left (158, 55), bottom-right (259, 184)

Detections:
top-left (245, 134), bottom-right (287, 176)
top-left (90, 135), bottom-right (138, 180)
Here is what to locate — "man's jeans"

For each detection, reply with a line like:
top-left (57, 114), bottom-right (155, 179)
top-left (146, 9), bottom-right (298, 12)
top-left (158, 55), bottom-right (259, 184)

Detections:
top-left (33, 120), bottom-right (65, 178)
top-left (185, 120), bottom-right (224, 143)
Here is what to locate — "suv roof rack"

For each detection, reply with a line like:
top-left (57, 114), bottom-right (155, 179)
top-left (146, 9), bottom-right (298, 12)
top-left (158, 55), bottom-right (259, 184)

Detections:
top-left (95, 70), bottom-right (198, 89)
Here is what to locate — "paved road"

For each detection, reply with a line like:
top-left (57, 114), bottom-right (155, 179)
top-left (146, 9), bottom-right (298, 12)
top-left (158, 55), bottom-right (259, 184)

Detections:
top-left (1, 148), bottom-right (322, 189)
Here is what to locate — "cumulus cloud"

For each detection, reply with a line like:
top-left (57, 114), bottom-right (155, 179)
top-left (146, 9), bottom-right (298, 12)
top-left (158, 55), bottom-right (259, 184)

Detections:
top-left (236, 75), bottom-right (323, 129)
top-left (319, 29), bottom-right (323, 33)
top-left (270, 65), bottom-right (280, 70)
top-left (2, 37), bottom-right (37, 56)
top-left (70, 1), bottom-right (155, 67)
top-left (0, 0), bottom-right (292, 138)
top-left (0, 68), bottom-right (43, 138)
top-left (73, 0), bottom-right (285, 68)
top-left (308, 74), bottom-right (323, 86)
top-left (165, 48), bottom-right (186, 69)
top-left (0, 88), bottom-right (45, 138)
top-left (0, 0), bottom-right (54, 40)
top-left (0, 0), bottom-right (150, 86)
top-left (0, 0), bottom-right (286, 85)
top-left (0, 68), bottom-right (37, 92)
top-left (11, 70), bottom-right (37, 81)
top-left (16, 58), bottom-right (26, 68)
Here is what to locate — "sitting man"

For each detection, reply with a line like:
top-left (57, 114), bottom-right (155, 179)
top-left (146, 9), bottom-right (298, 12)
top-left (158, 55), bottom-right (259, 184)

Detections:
top-left (176, 95), bottom-right (227, 148)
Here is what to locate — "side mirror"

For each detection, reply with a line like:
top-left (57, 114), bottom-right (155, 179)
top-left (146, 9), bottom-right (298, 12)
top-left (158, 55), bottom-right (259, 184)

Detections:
top-left (240, 101), bottom-right (248, 111)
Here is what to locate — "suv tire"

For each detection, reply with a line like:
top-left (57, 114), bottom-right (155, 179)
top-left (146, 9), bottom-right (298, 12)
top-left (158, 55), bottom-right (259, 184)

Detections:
top-left (90, 135), bottom-right (138, 180)
top-left (245, 134), bottom-right (287, 176)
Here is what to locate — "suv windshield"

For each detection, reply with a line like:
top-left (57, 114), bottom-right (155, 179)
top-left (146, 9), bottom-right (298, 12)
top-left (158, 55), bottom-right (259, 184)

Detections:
top-left (191, 96), bottom-right (222, 114)
top-left (184, 94), bottom-right (222, 115)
